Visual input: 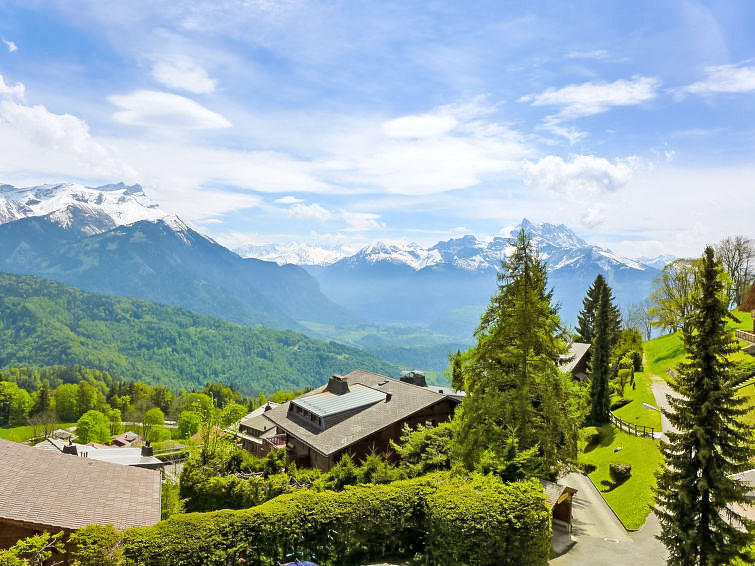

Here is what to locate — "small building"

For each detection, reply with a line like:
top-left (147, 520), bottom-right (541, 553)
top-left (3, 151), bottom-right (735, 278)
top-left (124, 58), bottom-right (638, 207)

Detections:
top-left (233, 402), bottom-right (280, 456)
top-left (559, 342), bottom-right (591, 381)
top-left (34, 437), bottom-right (164, 470)
top-left (111, 430), bottom-right (142, 447)
top-left (262, 370), bottom-right (460, 471)
top-left (541, 480), bottom-right (578, 532)
top-left (0, 438), bottom-right (161, 550)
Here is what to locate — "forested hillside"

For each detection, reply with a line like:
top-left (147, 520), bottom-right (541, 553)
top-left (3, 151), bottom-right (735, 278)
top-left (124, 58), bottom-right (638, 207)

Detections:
top-left (0, 273), bottom-right (398, 394)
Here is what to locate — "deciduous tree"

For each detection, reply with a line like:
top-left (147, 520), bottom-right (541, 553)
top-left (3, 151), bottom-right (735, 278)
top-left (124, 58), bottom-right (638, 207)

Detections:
top-left (715, 235), bottom-right (754, 307)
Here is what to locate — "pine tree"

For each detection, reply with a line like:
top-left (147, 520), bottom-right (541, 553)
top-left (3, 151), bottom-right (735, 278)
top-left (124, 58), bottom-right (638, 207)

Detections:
top-left (576, 274), bottom-right (621, 346)
top-left (655, 247), bottom-right (754, 566)
top-left (589, 287), bottom-right (611, 424)
top-left (452, 229), bottom-right (586, 474)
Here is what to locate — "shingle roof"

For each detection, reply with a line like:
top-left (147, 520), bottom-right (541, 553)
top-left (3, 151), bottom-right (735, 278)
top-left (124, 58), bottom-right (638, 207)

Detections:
top-left (263, 369), bottom-right (456, 456)
top-left (559, 342), bottom-right (591, 374)
top-left (541, 480), bottom-right (578, 509)
top-left (0, 438), bottom-right (161, 531)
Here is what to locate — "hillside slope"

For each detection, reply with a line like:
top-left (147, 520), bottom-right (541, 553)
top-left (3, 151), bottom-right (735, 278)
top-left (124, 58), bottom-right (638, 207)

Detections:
top-left (0, 272), bottom-right (398, 394)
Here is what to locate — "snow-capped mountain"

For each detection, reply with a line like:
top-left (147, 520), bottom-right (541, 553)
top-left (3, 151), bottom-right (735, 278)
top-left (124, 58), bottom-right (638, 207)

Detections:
top-left (0, 182), bottom-right (166, 235)
top-left (234, 242), bottom-right (347, 266)
top-left (635, 254), bottom-right (676, 270)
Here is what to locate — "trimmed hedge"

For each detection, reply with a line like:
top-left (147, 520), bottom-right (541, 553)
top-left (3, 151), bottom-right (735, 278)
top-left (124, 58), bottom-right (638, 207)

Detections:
top-left (120, 472), bottom-right (550, 566)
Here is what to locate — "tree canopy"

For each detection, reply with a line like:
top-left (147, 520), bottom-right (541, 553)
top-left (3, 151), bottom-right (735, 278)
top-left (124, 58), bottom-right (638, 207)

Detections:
top-left (451, 229), bottom-right (586, 476)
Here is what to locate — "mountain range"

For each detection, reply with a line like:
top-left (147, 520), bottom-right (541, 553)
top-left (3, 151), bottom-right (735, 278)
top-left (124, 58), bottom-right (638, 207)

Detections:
top-left (0, 181), bottom-right (665, 374)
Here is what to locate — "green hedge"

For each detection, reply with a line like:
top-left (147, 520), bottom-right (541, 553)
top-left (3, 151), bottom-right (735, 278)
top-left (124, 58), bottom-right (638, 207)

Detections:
top-left (119, 472), bottom-right (550, 566)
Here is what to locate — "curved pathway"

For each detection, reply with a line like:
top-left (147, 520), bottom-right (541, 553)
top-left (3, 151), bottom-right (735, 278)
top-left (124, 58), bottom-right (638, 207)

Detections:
top-left (551, 374), bottom-right (674, 565)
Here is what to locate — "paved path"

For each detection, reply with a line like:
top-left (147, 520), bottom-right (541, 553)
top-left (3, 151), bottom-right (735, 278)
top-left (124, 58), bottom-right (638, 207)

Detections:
top-left (551, 374), bottom-right (676, 565)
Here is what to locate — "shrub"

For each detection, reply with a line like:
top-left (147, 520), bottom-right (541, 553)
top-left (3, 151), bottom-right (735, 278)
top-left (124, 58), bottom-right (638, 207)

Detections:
top-left (579, 426), bottom-right (600, 446)
top-left (69, 525), bottom-right (124, 566)
top-left (121, 472), bottom-right (550, 566)
top-left (609, 462), bottom-right (632, 483)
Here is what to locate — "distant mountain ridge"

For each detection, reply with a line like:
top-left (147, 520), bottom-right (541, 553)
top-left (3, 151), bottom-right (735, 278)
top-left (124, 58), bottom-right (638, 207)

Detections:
top-left (0, 272), bottom-right (397, 394)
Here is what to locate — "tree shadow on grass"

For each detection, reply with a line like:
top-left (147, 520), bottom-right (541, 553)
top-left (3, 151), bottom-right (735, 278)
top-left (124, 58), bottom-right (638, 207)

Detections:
top-left (600, 477), bottom-right (629, 493)
top-left (583, 424), bottom-right (616, 454)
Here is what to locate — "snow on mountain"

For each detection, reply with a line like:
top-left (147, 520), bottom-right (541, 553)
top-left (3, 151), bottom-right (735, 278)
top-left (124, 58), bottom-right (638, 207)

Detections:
top-left (234, 242), bottom-right (347, 266)
top-left (636, 254), bottom-right (676, 270)
top-left (0, 182), bottom-right (166, 234)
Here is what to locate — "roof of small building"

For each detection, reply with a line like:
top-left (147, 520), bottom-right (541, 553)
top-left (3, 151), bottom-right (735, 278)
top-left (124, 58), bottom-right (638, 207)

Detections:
top-left (541, 480), bottom-right (578, 510)
top-left (239, 414), bottom-right (277, 434)
top-left (559, 342), bottom-right (591, 374)
top-left (34, 437), bottom-right (163, 467)
top-left (0, 438), bottom-right (161, 531)
top-left (263, 369), bottom-right (458, 457)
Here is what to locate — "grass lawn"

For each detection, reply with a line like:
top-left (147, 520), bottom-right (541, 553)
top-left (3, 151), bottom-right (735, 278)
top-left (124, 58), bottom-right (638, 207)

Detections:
top-left (736, 381), bottom-right (755, 427)
top-left (0, 423), bottom-right (75, 442)
top-left (612, 368), bottom-right (662, 431)
top-left (579, 425), bottom-right (663, 530)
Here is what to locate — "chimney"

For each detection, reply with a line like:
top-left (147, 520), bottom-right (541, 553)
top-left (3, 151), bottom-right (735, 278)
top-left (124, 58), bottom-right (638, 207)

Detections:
top-left (62, 441), bottom-right (78, 456)
top-left (385, 393), bottom-right (392, 402)
top-left (399, 370), bottom-right (426, 387)
top-left (264, 402), bottom-right (272, 412)
top-left (141, 441), bottom-right (154, 457)
top-left (326, 374), bottom-right (350, 395)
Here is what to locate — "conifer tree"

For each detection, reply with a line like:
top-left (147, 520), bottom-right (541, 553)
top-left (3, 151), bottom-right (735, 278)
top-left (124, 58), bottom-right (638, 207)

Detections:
top-left (452, 229), bottom-right (585, 474)
top-left (589, 287), bottom-right (611, 424)
top-left (655, 247), bottom-right (754, 566)
top-left (576, 274), bottom-right (621, 345)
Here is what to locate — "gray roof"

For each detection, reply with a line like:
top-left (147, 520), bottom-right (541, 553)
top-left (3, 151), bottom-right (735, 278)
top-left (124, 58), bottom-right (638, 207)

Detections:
top-left (731, 468), bottom-right (755, 498)
top-left (560, 342), bottom-right (591, 374)
top-left (541, 480), bottom-right (577, 509)
top-left (34, 437), bottom-right (164, 467)
top-left (0, 438), bottom-right (161, 531)
top-left (263, 369), bottom-right (457, 457)
top-left (292, 384), bottom-right (386, 417)
top-left (239, 414), bottom-right (277, 434)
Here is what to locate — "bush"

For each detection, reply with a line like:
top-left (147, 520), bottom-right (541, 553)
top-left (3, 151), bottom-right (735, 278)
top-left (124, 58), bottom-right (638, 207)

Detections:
top-left (121, 472), bottom-right (550, 566)
top-left (69, 525), bottom-right (124, 566)
top-left (609, 462), bottom-right (632, 483)
top-left (579, 426), bottom-right (601, 446)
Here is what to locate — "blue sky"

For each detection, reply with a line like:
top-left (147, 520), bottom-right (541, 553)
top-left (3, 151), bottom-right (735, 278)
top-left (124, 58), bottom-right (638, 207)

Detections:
top-left (0, 0), bottom-right (753, 258)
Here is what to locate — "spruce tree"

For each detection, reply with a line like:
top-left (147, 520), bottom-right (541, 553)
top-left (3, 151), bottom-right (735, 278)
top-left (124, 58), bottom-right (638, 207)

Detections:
top-left (576, 274), bottom-right (621, 346)
top-left (589, 287), bottom-right (611, 424)
top-left (655, 247), bottom-right (754, 566)
top-left (452, 229), bottom-right (585, 474)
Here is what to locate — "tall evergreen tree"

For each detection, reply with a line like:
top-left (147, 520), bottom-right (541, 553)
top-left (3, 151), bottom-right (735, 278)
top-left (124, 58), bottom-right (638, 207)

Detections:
top-left (576, 274), bottom-right (621, 345)
top-left (589, 287), bottom-right (611, 424)
top-left (452, 229), bottom-right (586, 474)
top-left (655, 247), bottom-right (754, 566)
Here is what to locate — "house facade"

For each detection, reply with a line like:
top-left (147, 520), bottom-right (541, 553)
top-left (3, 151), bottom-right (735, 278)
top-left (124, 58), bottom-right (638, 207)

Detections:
top-left (261, 370), bottom-right (460, 471)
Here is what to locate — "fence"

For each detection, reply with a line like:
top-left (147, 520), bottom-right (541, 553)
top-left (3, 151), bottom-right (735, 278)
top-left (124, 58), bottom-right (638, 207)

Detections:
top-left (735, 329), bottom-right (755, 344)
top-left (609, 411), bottom-right (656, 438)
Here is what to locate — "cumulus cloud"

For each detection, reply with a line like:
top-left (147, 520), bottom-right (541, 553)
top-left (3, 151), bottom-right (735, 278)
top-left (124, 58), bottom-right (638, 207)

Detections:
top-left (2, 39), bottom-right (18, 53)
top-left (0, 98), bottom-right (137, 181)
top-left (340, 210), bottom-right (384, 231)
top-left (523, 154), bottom-right (638, 196)
top-left (109, 90), bottom-right (231, 129)
top-left (288, 203), bottom-right (333, 222)
top-left (520, 76), bottom-right (660, 118)
top-left (152, 59), bottom-right (217, 94)
top-left (581, 205), bottom-right (605, 228)
top-left (274, 195), bottom-right (304, 204)
top-left (382, 114), bottom-right (458, 139)
top-left (0, 74), bottom-right (25, 100)
top-left (682, 63), bottom-right (755, 95)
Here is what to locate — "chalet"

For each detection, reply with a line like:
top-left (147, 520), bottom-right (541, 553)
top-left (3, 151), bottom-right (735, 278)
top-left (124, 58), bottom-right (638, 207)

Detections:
top-left (0, 438), bottom-right (161, 550)
top-left (34, 437), bottom-right (164, 470)
top-left (559, 342), bottom-right (591, 381)
top-left (261, 370), bottom-right (460, 471)
top-left (233, 402), bottom-right (281, 456)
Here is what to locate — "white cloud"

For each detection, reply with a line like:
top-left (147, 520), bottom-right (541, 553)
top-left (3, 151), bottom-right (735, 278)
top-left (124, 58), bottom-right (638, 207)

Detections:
top-left (0, 99), bottom-right (138, 182)
top-left (566, 49), bottom-right (609, 60)
top-left (523, 154), bottom-right (638, 196)
top-left (382, 114), bottom-right (458, 139)
top-left (0, 74), bottom-right (25, 100)
top-left (275, 195), bottom-right (304, 204)
top-left (340, 210), bottom-right (384, 231)
top-left (109, 90), bottom-right (231, 129)
top-left (288, 203), bottom-right (333, 222)
top-left (581, 205), bottom-right (605, 228)
top-left (152, 59), bottom-right (217, 94)
top-left (683, 63), bottom-right (755, 95)
top-left (196, 218), bottom-right (223, 224)
top-left (520, 76), bottom-right (660, 119)
top-left (2, 39), bottom-right (18, 53)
